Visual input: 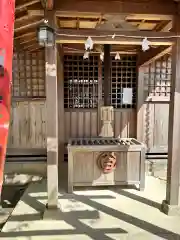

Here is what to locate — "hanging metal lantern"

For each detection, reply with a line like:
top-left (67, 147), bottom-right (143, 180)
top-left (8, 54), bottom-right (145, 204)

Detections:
top-left (37, 24), bottom-right (55, 47)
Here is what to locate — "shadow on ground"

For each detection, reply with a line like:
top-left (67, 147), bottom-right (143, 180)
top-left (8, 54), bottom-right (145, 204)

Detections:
top-left (1, 182), bottom-right (180, 240)
top-left (0, 184), bottom-right (28, 230)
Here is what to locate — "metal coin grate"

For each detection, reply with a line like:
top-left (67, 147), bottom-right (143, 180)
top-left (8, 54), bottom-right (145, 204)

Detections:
top-left (70, 138), bottom-right (141, 146)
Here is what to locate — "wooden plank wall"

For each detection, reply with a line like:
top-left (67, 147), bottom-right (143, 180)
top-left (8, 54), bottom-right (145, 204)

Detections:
top-left (64, 109), bottom-right (136, 142)
top-left (114, 109), bottom-right (136, 138)
top-left (8, 101), bottom-right (46, 149)
top-left (8, 50), bottom-right (46, 151)
top-left (143, 55), bottom-right (171, 153)
top-left (144, 103), bottom-right (169, 153)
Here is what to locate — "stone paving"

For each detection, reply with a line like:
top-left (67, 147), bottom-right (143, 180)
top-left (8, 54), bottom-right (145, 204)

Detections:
top-left (0, 166), bottom-right (180, 240)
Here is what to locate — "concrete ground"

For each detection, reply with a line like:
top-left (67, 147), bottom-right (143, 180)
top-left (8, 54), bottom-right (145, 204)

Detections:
top-left (1, 163), bottom-right (180, 240)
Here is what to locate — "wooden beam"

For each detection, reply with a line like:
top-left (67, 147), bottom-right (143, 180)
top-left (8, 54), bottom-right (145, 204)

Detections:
top-left (138, 46), bottom-right (172, 67)
top-left (27, 0), bottom-right (178, 16)
top-left (16, 0), bottom-right (40, 11)
top-left (56, 29), bottom-right (174, 46)
top-left (19, 37), bottom-right (37, 45)
top-left (15, 20), bottom-right (43, 32)
top-left (162, 14), bottom-right (180, 216)
top-left (22, 43), bottom-right (39, 50)
top-left (161, 21), bottom-right (173, 32)
top-left (28, 9), bottom-right (46, 16)
top-left (29, 47), bottom-right (44, 52)
top-left (104, 44), bottom-right (111, 106)
top-left (125, 14), bottom-right (173, 21)
top-left (15, 15), bottom-right (31, 23)
top-left (28, 10), bottom-right (101, 18)
top-left (14, 32), bottom-right (35, 40)
top-left (62, 1), bottom-right (176, 16)
top-left (27, 10), bottom-right (174, 21)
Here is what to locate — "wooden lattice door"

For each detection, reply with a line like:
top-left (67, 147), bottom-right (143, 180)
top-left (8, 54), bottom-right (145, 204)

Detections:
top-left (64, 54), bottom-right (99, 147)
top-left (143, 55), bottom-right (171, 153)
top-left (63, 53), bottom-right (137, 142)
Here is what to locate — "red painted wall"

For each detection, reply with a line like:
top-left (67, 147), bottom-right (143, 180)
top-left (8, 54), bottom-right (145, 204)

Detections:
top-left (0, 0), bottom-right (15, 194)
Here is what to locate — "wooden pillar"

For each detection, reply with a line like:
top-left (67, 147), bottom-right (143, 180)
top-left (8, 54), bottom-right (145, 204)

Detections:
top-left (104, 44), bottom-right (111, 106)
top-left (161, 15), bottom-right (180, 216)
top-left (57, 45), bottom-right (64, 164)
top-left (136, 66), bottom-right (145, 142)
top-left (45, 11), bottom-right (59, 209)
top-left (98, 59), bottom-right (103, 134)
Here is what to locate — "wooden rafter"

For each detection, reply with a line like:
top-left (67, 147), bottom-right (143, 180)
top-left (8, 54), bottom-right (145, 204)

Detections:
top-left (161, 21), bottom-right (173, 32)
top-left (15, 19), bottom-right (43, 32)
top-left (29, 46), bottom-right (44, 52)
top-left (14, 32), bottom-right (35, 40)
top-left (154, 20), bottom-right (170, 31)
top-left (19, 37), bottom-right (37, 45)
top-left (138, 46), bottom-right (172, 66)
top-left (15, 15), bottom-right (31, 23)
top-left (22, 43), bottom-right (39, 50)
top-left (16, 0), bottom-right (40, 11)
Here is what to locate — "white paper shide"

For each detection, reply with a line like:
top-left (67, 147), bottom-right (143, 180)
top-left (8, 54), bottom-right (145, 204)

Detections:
top-left (123, 88), bottom-right (133, 105)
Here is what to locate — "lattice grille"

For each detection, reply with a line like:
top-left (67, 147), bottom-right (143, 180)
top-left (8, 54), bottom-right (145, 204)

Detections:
top-left (144, 55), bottom-right (171, 97)
top-left (64, 54), bottom-right (99, 108)
top-left (110, 55), bottom-right (137, 108)
top-left (12, 51), bottom-right (45, 98)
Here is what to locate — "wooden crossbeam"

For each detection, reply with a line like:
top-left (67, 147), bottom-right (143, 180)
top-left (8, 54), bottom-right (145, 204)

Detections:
top-left (138, 46), bottom-right (172, 66)
top-left (27, 0), bottom-right (178, 16)
top-left (27, 11), bottom-right (174, 22)
top-left (53, 0), bottom-right (177, 16)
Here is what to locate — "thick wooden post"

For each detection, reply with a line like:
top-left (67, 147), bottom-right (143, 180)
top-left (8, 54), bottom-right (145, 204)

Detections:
top-left (161, 15), bottom-right (180, 216)
top-left (57, 45), bottom-right (64, 164)
top-left (104, 44), bottom-right (111, 106)
top-left (136, 66), bottom-right (145, 142)
top-left (45, 11), bottom-right (59, 209)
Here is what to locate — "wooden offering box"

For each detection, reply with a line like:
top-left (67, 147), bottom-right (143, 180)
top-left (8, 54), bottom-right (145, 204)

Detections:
top-left (67, 138), bottom-right (146, 193)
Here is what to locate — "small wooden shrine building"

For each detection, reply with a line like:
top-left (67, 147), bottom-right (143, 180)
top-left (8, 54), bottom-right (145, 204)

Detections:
top-left (12, 0), bottom-right (180, 216)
